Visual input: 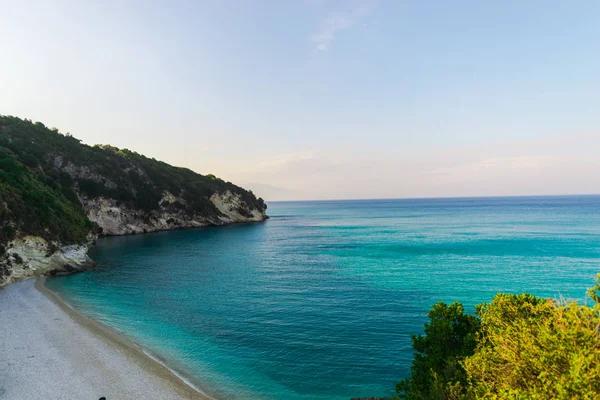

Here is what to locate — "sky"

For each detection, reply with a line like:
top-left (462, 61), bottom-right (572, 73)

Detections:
top-left (1, 0), bottom-right (599, 200)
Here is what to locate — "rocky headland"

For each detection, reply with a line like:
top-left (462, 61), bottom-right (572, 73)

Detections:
top-left (0, 115), bottom-right (267, 286)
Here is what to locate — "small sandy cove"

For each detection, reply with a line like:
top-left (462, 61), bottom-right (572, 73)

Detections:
top-left (0, 278), bottom-right (211, 400)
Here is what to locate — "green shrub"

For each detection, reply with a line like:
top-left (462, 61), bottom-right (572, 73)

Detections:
top-left (396, 302), bottom-right (480, 399)
top-left (397, 276), bottom-right (600, 399)
top-left (464, 278), bottom-right (600, 399)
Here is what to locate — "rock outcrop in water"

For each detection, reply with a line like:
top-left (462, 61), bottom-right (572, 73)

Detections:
top-left (0, 115), bottom-right (268, 286)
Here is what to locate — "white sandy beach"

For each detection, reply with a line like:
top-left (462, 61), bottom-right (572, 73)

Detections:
top-left (0, 278), bottom-right (209, 400)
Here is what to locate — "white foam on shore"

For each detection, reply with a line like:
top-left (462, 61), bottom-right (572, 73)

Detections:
top-left (141, 349), bottom-right (218, 400)
top-left (46, 283), bottom-right (217, 399)
top-left (0, 278), bottom-right (210, 400)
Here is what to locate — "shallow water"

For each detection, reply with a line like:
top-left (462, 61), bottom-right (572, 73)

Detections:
top-left (47, 196), bottom-right (600, 399)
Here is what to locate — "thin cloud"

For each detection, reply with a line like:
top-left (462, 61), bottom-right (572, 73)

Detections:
top-left (311, 1), bottom-right (375, 52)
top-left (312, 15), bottom-right (353, 51)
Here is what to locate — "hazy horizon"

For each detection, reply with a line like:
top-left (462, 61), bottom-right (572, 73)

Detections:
top-left (265, 193), bottom-right (600, 203)
top-left (2, 1), bottom-right (599, 201)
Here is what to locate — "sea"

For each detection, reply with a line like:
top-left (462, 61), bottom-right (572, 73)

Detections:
top-left (46, 196), bottom-right (600, 399)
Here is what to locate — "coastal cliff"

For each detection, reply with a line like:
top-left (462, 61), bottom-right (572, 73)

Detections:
top-left (0, 115), bottom-right (267, 286)
top-left (0, 236), bottom-right (95, 286)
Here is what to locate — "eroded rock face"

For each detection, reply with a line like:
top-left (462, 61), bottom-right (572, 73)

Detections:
top-left (55, 157), bottom-right (117, 189)
top-left (210, 191), bottom-right (267, 222)
top-left (0, 236), bottom-right (95, 287)
top-left (82, 190), bottom-right (266, 236)
top-left (83, 196), bottom-right (212, 236)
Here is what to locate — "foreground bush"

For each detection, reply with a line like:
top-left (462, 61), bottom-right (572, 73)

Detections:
top-left (395, 302), bottom-right (480, 399)
top-left (397, 275), bottom-right (600, 399)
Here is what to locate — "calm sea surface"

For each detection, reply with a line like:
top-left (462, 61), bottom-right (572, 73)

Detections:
top-left (47, 196), bottom-right (600, 399)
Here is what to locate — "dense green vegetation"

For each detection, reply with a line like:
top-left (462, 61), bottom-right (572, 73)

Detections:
top-left (396, 275), bottom-right (600, 399)
top-left (0, 152), bottom-right (94, 250)
top-left (0, 115), bottom-right (266, 248)
top-left (396, 302), bottom-right (480, 399)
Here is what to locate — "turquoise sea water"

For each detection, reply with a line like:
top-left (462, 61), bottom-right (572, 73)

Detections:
top-left (47, 196), bottom-right (600, 399)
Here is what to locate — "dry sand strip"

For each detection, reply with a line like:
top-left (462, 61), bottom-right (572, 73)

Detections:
top-left (0, 278), bottom-right (211, 400)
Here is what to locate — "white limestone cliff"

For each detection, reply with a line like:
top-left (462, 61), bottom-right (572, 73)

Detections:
top-left (0, 236), bottom-right (94, 286)
top-left (84, 190), bottom-right (267, 236)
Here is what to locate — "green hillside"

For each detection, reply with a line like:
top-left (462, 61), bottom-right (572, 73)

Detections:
top-left (0, 115), bottom-right (266, 252)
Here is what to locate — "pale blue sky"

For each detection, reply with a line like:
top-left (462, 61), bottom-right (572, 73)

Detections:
top-left (1, 1), bottom-right (599, 200)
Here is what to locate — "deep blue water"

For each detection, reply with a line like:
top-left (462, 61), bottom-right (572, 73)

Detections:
top-left (47, 196), bottom-right (600, 399)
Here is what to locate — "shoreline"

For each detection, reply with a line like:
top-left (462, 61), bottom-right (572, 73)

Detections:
top-left (0, 277), bottom-right (215, 399)
top-left (35, 276), bottom-right (215, 400)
